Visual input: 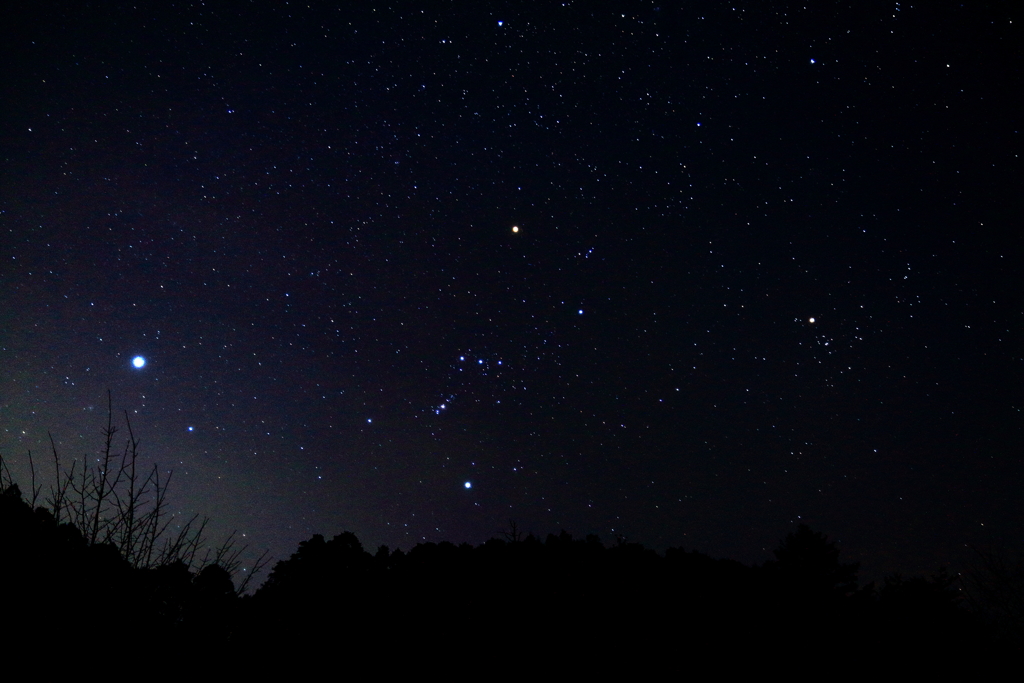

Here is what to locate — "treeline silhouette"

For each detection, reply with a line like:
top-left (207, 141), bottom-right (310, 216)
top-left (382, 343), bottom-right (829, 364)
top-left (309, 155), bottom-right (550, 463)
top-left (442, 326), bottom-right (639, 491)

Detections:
top-left (1, 401), bottom-right (1018, 668)
top-left (1, 475), bottom-right (1017, 669)
top-left (244, 525), bottom-right (1007, 668)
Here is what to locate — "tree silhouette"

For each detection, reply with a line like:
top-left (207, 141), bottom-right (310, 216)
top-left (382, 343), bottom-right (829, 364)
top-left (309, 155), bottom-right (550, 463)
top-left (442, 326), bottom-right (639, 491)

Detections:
top-left (772, 524), bottom-right (859, 599)
top-left (0, 393), bottom-right (269, 601)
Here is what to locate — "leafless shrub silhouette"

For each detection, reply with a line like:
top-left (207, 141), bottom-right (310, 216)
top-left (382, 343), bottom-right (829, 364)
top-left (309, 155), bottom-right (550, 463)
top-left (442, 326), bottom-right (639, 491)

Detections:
top-left (499, 518), bottom-right (523, 543)
top-left (2, 391), bottom-right (269, 594)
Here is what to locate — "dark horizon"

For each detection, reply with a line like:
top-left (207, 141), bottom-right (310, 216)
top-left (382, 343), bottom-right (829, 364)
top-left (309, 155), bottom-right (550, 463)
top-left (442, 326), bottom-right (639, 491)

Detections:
top-left (1, 1), bottom-right (1021, 584)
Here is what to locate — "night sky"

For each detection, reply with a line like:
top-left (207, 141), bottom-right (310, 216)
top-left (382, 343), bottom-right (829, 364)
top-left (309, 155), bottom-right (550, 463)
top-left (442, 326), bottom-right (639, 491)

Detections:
top-left (2, 1), bottom-right (1021, 582)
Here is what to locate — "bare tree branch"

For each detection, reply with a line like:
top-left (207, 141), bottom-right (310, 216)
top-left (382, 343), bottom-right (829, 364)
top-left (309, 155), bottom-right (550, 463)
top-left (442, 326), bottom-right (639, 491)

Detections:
top-left (47, 432), bottom-right (71, 523)
top-left (12, 392), bottom-right (267, 592)
top-left (27, 449), bottom-right (42, 508)
top-left (0, 449), bottom-right (13, 491)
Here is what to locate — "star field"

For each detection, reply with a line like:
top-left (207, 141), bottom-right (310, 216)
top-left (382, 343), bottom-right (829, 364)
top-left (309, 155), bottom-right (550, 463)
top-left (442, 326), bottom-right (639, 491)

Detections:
top-left (1, 1), bottom-right (1021, 580)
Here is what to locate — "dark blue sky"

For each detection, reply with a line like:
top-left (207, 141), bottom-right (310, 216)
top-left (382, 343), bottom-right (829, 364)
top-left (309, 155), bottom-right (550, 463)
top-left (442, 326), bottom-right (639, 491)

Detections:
top-left (2, 0), bottom-right (1021, 581)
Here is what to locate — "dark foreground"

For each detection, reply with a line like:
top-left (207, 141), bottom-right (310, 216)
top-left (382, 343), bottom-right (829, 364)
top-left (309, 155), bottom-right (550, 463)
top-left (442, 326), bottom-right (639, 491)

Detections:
top-left (1, 483), bottom-right (1016, 671)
